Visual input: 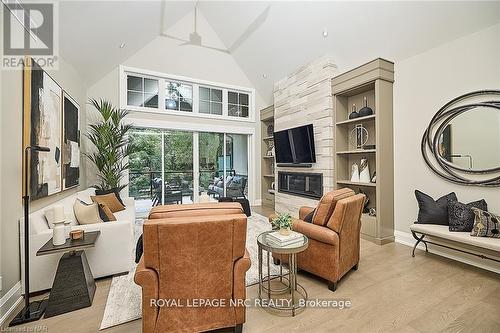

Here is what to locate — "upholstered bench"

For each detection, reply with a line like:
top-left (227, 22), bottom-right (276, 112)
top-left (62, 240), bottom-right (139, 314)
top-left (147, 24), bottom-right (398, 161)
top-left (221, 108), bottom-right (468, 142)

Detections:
top-left (410, 223), bottom-right (500, 263)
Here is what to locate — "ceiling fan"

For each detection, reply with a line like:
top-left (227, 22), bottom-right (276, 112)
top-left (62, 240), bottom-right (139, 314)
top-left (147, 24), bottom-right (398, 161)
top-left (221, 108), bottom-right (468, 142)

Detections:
top-left (160, 2), bottom-right (270, 54)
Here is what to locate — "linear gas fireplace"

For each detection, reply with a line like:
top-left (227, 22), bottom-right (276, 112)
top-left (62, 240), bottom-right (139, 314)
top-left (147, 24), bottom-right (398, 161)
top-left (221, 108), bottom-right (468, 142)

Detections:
top-left (278, 171), bottom-right (323, 199)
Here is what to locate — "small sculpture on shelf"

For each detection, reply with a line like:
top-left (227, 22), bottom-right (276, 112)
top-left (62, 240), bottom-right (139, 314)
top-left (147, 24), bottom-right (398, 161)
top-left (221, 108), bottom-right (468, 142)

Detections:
top-left (350, 163), bottom-right (360, 182)
top-left (358, 188), bottom-right (370, 213)
top-left (349, 124), bottom-right (369, 150)
top-left (358, 96), bottom-right (374, 117)
top-left (266, 124), bottom-right (274, 136)
top-left (266, 141), bottom-right (275, 156)
top-left (369, 208), bottom-right (377, 217)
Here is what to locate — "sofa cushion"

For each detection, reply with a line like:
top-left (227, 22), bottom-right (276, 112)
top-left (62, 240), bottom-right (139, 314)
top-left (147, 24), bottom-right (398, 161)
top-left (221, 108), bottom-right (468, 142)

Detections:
top-left (415, 190), bottom-right (457, 225)
top-left (98, 203), bottom-right (116, 222)
top-left (95, 188), bottom-right (125, 206)
top-left (313, 188), bottom-right (355, 226)
top-left (74, 199), bottom-right (103, 225)
top-left (91, 193), bottom-right (125, 213)
top-left (471, 208), bottom-right (500, 238)
top-left (448, 199), bottom-right (487, 232)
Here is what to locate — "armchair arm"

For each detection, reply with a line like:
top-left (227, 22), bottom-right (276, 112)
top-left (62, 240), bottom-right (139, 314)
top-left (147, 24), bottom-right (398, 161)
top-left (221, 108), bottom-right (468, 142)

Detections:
top-left (299, 206), bottom-right (315, 220)
top-left (292, 219), bottom-right (339, 246)
top-left (233, 249), bottom-right (251, 324)
top-left (134, 257), bottom-right (159, 333)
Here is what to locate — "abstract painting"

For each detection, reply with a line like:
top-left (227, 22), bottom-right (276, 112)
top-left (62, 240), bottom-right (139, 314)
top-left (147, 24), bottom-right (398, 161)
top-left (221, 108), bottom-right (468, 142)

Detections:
top-left (24, 59), bottom-right (63, 200)
top-left (62, 92), bottom-right (80, 190)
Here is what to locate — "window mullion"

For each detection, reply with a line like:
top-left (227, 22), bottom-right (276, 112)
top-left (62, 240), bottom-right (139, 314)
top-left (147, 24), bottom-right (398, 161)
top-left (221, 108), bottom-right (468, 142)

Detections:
top-left (193, 84), bottom-right (199, 114)
top-left (223, 89), bottom-right (228, 117)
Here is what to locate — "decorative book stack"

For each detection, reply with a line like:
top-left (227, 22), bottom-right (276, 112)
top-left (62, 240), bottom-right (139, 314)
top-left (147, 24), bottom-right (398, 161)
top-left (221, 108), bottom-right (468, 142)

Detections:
top-left (267, 231), bottom-right (303, 247)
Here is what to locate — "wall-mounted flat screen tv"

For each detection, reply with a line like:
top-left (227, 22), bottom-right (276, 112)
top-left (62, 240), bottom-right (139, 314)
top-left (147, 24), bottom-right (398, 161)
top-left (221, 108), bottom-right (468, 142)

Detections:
top-left (274, 124), bottom-right (316, 165)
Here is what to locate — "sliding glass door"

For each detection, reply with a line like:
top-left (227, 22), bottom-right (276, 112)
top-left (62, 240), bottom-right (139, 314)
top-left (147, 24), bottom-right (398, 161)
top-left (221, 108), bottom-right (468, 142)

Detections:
top-left (163, 131), bottom-right (194, 205)
top-left (199, 132), bottom-right (224, 202)
top-left (129, 127), bottom-right (249, 215)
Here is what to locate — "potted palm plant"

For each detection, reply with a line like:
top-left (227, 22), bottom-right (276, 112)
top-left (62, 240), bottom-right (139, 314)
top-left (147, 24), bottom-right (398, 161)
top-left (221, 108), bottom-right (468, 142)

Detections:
top-left (271, 213), bottom-right (293, 236)
top-left (85, 98), bottom-right (134, 193)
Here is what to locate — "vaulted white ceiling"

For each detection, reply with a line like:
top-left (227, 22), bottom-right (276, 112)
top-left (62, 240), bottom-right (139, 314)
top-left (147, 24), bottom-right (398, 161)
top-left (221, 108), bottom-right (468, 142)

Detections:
top-left (58, 1), bottom-right (500, 103)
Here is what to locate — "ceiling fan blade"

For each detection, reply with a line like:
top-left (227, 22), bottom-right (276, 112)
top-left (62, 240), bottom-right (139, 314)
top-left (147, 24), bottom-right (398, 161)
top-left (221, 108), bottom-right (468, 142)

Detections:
top-left (198, 44), bottom-right (230, 54)
top-left (160, 33), bottom-right (190, 44)
top-left (229, 5), bottom-right (270, 53)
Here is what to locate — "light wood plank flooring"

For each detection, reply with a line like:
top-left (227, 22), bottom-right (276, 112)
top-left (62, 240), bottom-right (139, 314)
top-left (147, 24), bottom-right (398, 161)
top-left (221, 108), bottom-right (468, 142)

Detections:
top-left (3, 206), bottom-right (499, 332)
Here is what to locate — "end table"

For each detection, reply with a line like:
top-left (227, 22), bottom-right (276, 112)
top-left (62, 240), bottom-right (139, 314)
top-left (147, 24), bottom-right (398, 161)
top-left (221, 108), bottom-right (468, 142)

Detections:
top-left (36, 231), bottom-right (100, 317)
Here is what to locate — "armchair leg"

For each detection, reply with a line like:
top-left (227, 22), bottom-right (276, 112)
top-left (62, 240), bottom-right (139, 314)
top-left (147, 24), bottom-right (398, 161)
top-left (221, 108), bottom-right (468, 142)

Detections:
top-left (234, 324), bottom-right (243, 333)
top-left (328, 281), bottom-right (337, 292)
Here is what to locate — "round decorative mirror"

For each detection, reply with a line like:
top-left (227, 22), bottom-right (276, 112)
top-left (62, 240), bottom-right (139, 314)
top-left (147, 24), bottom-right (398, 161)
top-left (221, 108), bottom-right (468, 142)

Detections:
top-left (421, 90), bottom-right (500, 186)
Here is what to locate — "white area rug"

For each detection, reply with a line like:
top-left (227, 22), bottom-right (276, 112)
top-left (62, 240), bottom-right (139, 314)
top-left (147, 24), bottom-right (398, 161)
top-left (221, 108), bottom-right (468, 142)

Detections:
top-left (100, 212), bottom-right (282, 330)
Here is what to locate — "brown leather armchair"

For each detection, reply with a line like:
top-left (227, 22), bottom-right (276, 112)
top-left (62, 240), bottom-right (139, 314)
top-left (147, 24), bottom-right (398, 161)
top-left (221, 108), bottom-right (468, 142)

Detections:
top-left (135, 203), bottom-right (251, 333)
top-left (270, 189), bottom-right (365, 291)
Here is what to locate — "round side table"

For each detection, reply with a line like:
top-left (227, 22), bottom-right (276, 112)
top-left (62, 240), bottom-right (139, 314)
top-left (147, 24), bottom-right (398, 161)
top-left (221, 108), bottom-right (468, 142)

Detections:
top-left (257, 231), bottom-right (308, 316)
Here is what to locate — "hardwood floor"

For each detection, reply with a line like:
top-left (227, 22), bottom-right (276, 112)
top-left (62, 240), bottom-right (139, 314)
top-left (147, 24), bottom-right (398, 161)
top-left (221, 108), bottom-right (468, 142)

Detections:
top-left (3, 206), bottom-right (499, 332)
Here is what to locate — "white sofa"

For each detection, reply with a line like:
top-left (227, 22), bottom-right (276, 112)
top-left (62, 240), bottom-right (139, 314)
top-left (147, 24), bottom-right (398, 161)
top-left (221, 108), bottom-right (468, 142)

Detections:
top-left (20, 188), bottom-right (135, 293)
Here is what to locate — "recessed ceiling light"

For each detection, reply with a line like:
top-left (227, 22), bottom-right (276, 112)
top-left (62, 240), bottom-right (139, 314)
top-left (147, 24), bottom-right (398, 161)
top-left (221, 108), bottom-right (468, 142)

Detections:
top-left (119, 43), bottom-right (126, 48)
top-left (322, 28), bottom-right (328, 38)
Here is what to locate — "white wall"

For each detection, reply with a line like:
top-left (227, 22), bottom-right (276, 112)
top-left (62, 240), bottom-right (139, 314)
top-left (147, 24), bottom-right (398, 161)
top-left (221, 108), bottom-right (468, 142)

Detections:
top-left (0, 57), bottom-right (86, 299)
top-left (394, 23), bottom-right (500, 234)
top-left (86, 9), bottom-right (265, 203)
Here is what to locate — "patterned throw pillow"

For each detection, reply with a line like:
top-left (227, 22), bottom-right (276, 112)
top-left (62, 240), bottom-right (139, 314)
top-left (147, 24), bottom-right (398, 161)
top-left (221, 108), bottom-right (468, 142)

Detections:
top-left (448, 199), bottom-right (488, 232)
top-left (470, 208), bottom-right (500, 238)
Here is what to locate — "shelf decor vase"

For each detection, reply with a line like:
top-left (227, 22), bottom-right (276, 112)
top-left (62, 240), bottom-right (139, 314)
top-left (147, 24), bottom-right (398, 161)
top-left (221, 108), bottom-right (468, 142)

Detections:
top-left (52, 221), bottom-right (66, 246)
top-left (350, 163), bottom-right (360, 182)
top-left (359, 157), bottom-right (371, 183)
top-left (359, 96), bottom-right (373, 117)
top-left (348, 103), bottom-right (359, 119)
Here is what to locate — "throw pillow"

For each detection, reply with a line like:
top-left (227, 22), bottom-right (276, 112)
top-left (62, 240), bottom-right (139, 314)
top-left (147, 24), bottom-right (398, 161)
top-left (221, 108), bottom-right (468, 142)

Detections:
top-left (470, 208), bottom-right (500, 238)
top-left (135, 234), bottom-right (143, 263)
top-left (74, 199), bottom-right (103, 225)
top-left (415, 190), bottom-right (457, 225)
top-left (304, 208), bottom-right (316, 223)
top-left (91, 193), bottom-right (125, 213)
top-left (98, 203), bottom-right (116, 222)
top-left (448, 199), bottom-right (487, 232)
top-left (94, 188), bottom-right (125, 206)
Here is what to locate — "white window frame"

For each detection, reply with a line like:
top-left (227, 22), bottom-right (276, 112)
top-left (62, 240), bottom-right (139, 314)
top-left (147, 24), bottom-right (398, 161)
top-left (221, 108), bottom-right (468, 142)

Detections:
top-left (120, 66), bottom-right (256, 123)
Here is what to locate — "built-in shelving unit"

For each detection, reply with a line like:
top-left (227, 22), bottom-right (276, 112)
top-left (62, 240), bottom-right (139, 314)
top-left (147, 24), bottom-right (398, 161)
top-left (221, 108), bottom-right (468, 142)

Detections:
top-left (332, 58), bottom-right (394, 245)
top-left (261, 105), bottom-right (275, 208)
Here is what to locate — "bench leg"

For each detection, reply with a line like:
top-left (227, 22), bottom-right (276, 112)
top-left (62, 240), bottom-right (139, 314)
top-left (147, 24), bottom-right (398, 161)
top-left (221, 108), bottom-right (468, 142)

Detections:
top-left (411, 231), bottom-right (428, 257)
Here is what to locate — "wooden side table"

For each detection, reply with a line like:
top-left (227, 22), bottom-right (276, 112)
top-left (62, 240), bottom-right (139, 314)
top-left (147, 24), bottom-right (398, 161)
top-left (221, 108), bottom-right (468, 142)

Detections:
top-left (36, 231), bottom-right (100, 318)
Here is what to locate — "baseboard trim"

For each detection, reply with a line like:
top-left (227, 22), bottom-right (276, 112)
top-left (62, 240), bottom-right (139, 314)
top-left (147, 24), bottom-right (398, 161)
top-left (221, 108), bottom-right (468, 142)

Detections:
top-left (0, 281), bottom-right (23, 326)
top-left (395, 230), bottom-right (500, 274)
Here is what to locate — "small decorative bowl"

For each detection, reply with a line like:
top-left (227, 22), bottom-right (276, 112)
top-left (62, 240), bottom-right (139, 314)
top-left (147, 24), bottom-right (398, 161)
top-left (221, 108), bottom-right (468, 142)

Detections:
top-left (70, 229), bottom-right (84, 240)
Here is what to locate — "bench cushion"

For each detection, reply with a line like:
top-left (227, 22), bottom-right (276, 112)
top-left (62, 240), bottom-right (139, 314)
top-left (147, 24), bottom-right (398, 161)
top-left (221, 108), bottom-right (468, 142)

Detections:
top-left (410, 223), bottom-right (500, 252)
